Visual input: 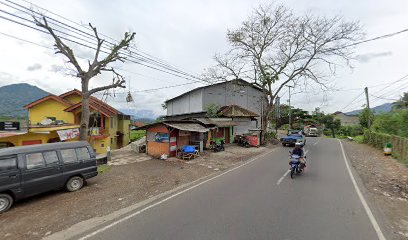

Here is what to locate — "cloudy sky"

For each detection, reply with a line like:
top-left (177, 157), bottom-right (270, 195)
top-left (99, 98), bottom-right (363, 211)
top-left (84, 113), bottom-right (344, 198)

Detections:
top-left (0, 0), bottom-right (407, 117)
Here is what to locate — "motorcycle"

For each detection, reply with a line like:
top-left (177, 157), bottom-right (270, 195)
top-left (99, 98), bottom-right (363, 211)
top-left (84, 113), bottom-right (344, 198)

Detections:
top-left (289, 151), bottom-right (306, 179)
top-left (239, 136), bottom-right (250, 148)
top-left (211, 140), bottom-right (225, 152)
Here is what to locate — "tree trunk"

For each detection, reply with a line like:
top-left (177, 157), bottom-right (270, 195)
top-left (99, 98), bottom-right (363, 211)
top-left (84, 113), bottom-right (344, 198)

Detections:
top-left (331, 128), bottom-right (336, 138)
top-left (79, 78), bottom-right (90, 141)
top-left (261, 103), bottom-right (273, 143)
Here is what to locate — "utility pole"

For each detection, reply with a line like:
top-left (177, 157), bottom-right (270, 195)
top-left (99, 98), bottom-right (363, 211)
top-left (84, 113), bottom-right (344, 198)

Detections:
top-left (287, 86), bottom-right (294, 130)
top-left (364, 87), bottom-right (371, 128)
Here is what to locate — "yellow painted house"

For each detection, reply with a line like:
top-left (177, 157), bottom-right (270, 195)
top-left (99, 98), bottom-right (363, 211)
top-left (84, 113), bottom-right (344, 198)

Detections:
top-left (0, 89), bottom-right (131, 154)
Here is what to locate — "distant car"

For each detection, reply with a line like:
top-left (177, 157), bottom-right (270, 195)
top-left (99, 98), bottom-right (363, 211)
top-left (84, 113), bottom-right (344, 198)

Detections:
top-left (280, 130), bottom-right (306, 147)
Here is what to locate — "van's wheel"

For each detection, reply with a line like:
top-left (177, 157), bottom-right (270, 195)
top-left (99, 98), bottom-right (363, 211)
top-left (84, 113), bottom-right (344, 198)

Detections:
top-left (0, 193), bottom-right (13, 213)
top-left (66, 176), bottom-right (84, 192)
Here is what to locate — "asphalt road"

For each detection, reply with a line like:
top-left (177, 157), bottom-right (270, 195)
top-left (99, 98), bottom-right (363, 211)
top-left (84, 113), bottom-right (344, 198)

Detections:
top-left (81, 137), bottom-right (382, 240)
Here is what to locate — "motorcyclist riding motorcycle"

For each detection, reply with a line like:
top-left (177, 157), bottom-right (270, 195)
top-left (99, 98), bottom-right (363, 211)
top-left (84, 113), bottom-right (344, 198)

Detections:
top-left (290, 142), bottom-right (306, 168)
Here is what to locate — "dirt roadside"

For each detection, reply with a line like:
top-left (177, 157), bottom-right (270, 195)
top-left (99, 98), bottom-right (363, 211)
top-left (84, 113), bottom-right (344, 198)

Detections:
top-left (342, 140), bottom-right (408, 240)
top-left (0, 144), bottom-right (276, 240)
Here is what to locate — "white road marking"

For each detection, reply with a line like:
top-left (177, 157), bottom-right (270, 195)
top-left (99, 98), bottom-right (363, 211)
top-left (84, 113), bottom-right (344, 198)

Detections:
top-left (313, 139), bottom-right (320, 145)
top-left (338, 139), bottom-right (386, 240)
top-left (276, 170), bottom-right (290, 185)
top-left (77, 149), bottom-right (276, 240)
top-left (277, 150), bottom-right (308, 185)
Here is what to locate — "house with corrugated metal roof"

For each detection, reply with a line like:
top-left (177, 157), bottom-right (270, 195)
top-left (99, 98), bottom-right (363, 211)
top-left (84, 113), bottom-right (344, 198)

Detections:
top-left (164, 79), bottom-right (265, 142)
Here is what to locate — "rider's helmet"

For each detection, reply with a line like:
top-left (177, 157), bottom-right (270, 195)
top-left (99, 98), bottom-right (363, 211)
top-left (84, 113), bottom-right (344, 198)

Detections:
top-left (295, 142), bottom-right (302, 147)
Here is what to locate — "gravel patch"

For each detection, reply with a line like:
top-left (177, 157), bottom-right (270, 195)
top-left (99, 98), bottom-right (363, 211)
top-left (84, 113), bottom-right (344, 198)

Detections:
top-left (343, 140), bottom-right (408, 240)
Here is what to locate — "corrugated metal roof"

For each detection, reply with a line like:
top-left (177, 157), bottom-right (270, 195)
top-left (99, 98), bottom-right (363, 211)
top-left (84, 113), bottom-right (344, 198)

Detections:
top-left (209, 119), bottom-right (238, 127)
top-left (192, 118), bottom-right (213, 125)
top-left (218, 105), bottom-right (259, 117)
top-left (164, 123), bottom-right (209, 133)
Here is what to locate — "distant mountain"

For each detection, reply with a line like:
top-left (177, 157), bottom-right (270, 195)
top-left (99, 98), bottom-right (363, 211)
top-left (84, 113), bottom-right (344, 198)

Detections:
top-left (118, 108), bottom-right (157, 122)
top-left (345, 102), bottom-right (394, 116)
top-left (0, 83), bottom-right (49, 118)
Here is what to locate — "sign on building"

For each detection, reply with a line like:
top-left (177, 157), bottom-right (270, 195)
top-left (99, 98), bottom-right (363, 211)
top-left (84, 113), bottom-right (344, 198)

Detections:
top-left (0, 122), bottom-right (20, 131)
top-left (57, 128), bottom-right (80, 141)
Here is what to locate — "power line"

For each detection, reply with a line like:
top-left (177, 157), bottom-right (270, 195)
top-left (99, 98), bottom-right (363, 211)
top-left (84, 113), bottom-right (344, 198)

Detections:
top-left (369, 94), bottom-right (398, 101)
top-left (0, 31), bottom-right (52, 49)
top-left (0, 1), bottom-right (208, 84)
top-left (343, 28), bottom-right (408, 49)
top-left (371, 74), bottom-right (408, 96)
top-left (5, 0), bottom-right (206, 83)
top-left (340, 91), bottom-right (365, 111)
top-left (0, 30), bottom-right (208, 94)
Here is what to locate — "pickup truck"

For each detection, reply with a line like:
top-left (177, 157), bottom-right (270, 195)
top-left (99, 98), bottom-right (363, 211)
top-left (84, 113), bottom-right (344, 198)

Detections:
top-left (280, 130), bottom-right (306, 147)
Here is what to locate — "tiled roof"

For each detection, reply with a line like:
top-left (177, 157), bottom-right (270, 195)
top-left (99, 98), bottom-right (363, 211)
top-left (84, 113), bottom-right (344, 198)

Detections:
top-left (24, 94), bottom-right (72, 109)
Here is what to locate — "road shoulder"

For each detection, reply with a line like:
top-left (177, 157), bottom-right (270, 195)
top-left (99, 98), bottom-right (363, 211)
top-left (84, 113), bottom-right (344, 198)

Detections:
top-left (342, 140), bottom-right (408, 240)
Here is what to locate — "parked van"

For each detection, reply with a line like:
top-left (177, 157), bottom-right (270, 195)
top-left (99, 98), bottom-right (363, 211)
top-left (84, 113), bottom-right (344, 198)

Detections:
top-left (0, 141), bottom-right (98, 213)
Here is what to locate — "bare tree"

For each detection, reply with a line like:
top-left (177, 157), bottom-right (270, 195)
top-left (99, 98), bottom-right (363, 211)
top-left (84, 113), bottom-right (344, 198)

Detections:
top-left (34, 16), bottom-right (135, 140)
top-left (206, 4), bottom-right (363, 139)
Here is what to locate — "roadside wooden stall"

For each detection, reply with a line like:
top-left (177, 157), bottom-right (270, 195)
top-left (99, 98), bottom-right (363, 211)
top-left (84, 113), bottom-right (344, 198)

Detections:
top-left (137, 121), bottom-right (210, 158)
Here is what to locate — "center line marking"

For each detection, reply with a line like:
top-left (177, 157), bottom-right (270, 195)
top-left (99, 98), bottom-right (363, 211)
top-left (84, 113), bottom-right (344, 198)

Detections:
top-left (276, 170), bottom-right (290, 185)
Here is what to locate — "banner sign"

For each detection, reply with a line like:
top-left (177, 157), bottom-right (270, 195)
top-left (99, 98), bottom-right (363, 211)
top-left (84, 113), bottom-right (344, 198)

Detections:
top-left (154, 133), bottom-right (170, 142)
top-left (0, 122), bottom-right (20, 131)
top-left (57, 128), bottom-right (80, 141)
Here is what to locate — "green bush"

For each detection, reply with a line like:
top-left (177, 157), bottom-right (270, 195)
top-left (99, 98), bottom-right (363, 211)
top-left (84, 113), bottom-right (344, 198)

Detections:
top-left (371, 110), bottom-right (408, 138)
top-left (130, 130), bottom-right (145, 142)
top-left (265, 131), bottom-right (277, 140)
top-left (363, 130), bottom-right (408, 166)
top-left (339, 125), bottom-right (363, 137)
top-left (353, 135), bottom-right (364, 143)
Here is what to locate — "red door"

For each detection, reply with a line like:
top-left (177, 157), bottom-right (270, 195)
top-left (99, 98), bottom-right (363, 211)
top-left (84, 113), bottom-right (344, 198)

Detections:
top-left (225, 128), bottom-right (230, 144)
top-left (22, 140), bottom-right (42, 146)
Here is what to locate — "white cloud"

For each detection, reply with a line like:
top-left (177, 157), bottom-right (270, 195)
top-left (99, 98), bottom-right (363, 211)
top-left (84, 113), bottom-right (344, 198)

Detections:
top-left (355, 51), bottom-right (393, 63)
top-left (27, 63), bottom-right (42, 71)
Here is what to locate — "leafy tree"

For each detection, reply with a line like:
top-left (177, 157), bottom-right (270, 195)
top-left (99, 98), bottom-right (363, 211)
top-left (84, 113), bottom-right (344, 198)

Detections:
top-left (394, 92), bottom-right (408, 110)
top-left (155, 116), bottom-right (165, 123)
top-left (270, 104), bottom-right (310, 129)
top-left (323, 115), bottom-right (341, 138)
top-left (205, 103), bottom-right (220, 118)
top-left (206, 4), bottom-right (362, 140)
top-left (372, 110), bottom-right (408, 137)
top-left (311, 107), bottom-right (326, 125)
top-left (34, 16), bottom-right (135, 140)
top-left (161, 103), bottom-right (167, 110)
top-left (359, 108), bottom-right (375, 129)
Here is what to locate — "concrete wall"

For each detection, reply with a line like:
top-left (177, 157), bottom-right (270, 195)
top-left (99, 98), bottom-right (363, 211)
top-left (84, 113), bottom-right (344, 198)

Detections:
top-left (166, 81), bottom-right (265, 118)
top-left (233, 117), bottom-right (257, 135)
top-left (29, 100), bottom-right (74, 125)
top-left (167, 89), bottom-right (203, 116)
top-left (202, 81), bottom-right (264, 115)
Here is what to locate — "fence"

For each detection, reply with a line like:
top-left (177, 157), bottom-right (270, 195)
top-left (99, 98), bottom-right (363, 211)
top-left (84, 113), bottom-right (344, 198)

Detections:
top-left (363, 129), bottom-right (408, 165)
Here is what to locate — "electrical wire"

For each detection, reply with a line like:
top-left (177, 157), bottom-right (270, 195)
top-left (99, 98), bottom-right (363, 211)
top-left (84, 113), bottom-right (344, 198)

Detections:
top-left (2, 0), bottom-right (206, 83)
top-left (0, 1), bottom-right (208, 85)
top-left (339, 91), bottom-right (365, 112)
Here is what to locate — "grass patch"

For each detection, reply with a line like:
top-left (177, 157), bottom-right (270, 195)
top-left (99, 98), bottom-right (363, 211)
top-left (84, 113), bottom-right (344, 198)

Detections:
top-left (97, 164), bottom-right (111, 174)
top-left (353, 135), bottom-right (364, 143)
top-left (130, 130), bottom-right (145, 142)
